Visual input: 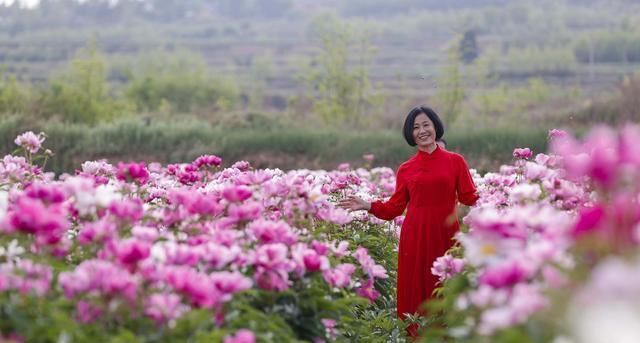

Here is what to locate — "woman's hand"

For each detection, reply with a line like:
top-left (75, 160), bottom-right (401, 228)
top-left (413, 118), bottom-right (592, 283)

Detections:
top-left (337, 195), bottom-right (371, 212)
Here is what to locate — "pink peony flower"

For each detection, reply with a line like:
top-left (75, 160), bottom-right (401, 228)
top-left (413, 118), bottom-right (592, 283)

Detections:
top-left (210, 271), bottom-right (253, 297)
top-left (356, 278), bottom-right (380, 303)
top-left (144, 293), bottom-right (189, 324)
top-left (548, 129), bottom-right (568, 140)
top-left (14, 131), bottom-right (45, 154)
top-left (109, 198), bottom-right (144, 222)
top-left (8, 197), bottom-right (69, 244)
top-left (222, 185), bottom-right (253, 203)
top-left (115, 238), bottom-right (151, 265)
top-left (247, 219), bottom-right (298, 246)
top-left (431, 255), bottom-right (465, 283)
top-left (59, 260), bottom-right (139, 301)
top-left (231, 160), bottom-right (251, 171)
top-left (224, 329), bottom-right (256, 343)
top-left (227, 201), bottom-right (263, 222)
top-left (571, 205), bottom-right (606, 238)
top-left (478, 261), bottom-right (529, 288)
top-left (76, 300), bottom-right (103, 324)
top-left (193, 154), bottom-right (222, 169)
top-left (322, 318), bottom-right (338, 341)
top-left (116, 162), bottom-right (149, 184)
top-left (323, 263), bottom-right (356, 288)
top-left (77, 218), bottom-right (117, 245)
top-left (353, 247), bottom-right (388, 279)
top-left (513, 148), bottom-right (533, 159)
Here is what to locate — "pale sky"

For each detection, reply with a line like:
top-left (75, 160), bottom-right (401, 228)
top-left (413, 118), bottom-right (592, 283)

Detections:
top-left (1, 0), bottom-right (39, 7)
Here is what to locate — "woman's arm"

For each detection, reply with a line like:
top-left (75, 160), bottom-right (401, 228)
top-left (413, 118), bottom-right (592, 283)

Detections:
top-left (337, 166), bottom-right (409, 221)
top-left (368, 167), bottom-right (410, 220)
top-left (456, 155), bottom-right (479, 206)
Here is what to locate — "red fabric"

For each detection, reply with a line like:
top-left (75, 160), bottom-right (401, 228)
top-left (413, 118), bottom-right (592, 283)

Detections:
top-left (369, 146), bottom-right (478, 335)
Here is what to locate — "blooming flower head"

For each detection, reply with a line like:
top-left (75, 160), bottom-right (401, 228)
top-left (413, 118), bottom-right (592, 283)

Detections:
top-left (193, 155), bottom-right (222, 169)
top-left (14, 131), bottom-right (45, 154)
top-left (548, 129), bottom-right (568, 140)
top-left (432, 255), bottom-right (465, 283)
top-left (513, 148), bottom-right (533, 160)
top-left (116, 162), bottom-right (150, 185)
top-left (224, 329), bottom-right (255, 343)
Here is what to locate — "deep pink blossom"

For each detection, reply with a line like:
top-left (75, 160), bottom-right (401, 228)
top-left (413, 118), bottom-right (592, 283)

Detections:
top-left (8, 197), bottom-right (69, 244)
top-left (513, 148), bottom-right (533, 159)
top-left (478, 261), bottom-right (529, 288)
top-left (222, 185), bottom-right (253, 202)
top-left (115, 238), bottom-right (151, 265)
top-left (116, 162), bottom-right (149, 184)
top-left (247, 219), bottom-right (298, 246)
top-left (193, 155), bottom-right (222, 169)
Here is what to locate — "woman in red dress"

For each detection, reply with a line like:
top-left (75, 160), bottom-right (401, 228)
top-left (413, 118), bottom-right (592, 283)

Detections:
top-left (339, 106), bottom-right (478, 337)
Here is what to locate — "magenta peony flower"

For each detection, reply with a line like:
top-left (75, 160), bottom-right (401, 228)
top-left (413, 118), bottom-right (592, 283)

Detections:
top-left (193, 154), bottom-right (222, 169)
top-left (478, 261), bottom-right (529, 288)
top-left (222, 185), bottom-right (253, 202)
top-left (513, 148), bottom-right (533, 159)
top-left (8, 197), bottom-right (69, 244)
top-left (115, 238), bottom-right (151, 265)
top-left (116, 162), bottom-right (149, 185)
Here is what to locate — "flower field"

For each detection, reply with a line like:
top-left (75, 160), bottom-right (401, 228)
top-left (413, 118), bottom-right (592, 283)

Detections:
top-left (2, 126), bottom-right (640, 343)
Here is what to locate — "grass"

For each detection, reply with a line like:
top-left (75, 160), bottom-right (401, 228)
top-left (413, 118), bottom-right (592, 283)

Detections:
top-left (0, 116), bottom-right (549, 175)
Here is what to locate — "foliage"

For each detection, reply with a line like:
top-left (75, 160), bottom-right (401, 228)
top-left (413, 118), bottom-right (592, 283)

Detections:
top-left (123, 51), bottom-right (239, 114)
top-left (574, 31), bottom-right (640, 64)
top-left (434, 43), bottom-right (465, 128)
top-left (298, 14), bottom-right (384, 129)
top-left (460, 30), bottom-right (479, 64)
top-left (0, 69), bottom-right (30, 115)
top-left (42, 41), bottom-right (130, 124)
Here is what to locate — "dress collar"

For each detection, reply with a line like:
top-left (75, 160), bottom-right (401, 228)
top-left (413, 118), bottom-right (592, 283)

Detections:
top-left (416, 145), bottom-right (441, 158)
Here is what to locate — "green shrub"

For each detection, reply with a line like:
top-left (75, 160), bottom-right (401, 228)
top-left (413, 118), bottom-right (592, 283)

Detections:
top-left (42, 42), bottom-right (131, 124)
top-left (124, 51), bottom-right (239, 113)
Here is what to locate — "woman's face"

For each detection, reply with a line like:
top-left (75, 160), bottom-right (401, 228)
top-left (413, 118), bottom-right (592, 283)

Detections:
top-left (412, 113), bottom-right (436, 148)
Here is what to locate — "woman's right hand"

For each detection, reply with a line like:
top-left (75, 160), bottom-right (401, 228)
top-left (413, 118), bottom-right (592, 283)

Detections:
top-left (337, 195), bottom-right (371, 212)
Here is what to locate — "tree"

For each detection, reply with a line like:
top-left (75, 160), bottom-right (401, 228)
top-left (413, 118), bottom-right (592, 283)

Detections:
top-left (434, 44), bottom-right (465, 128)
top-left (460, 30), bottom-right (479, 64)
top-left (298, 14), bottom-right (383, 128)
top-left (44, 41), bottom-right (129, 124)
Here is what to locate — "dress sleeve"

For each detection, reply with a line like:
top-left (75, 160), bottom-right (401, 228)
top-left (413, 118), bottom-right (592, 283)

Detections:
top-left (368, 166), bottom-right (410, 220)
top-left (456, 155), bottom-right (479, 206)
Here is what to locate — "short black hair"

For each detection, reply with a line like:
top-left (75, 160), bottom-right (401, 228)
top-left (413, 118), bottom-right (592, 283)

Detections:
top-left (403, 106), bottom-right (445, 146)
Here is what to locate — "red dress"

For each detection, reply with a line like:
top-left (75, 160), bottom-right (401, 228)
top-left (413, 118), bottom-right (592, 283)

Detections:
top-left (369, 146), bottom-right (478, 327)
